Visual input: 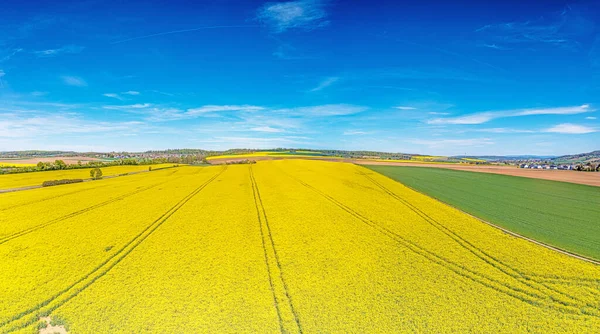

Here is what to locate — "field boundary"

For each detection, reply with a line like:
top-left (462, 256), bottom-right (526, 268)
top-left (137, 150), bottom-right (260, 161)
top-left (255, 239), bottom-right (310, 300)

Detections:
top-left (361, 165), bottom-right (600, 266)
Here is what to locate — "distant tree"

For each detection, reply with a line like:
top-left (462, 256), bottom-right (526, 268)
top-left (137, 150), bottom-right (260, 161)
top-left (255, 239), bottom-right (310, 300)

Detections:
top-left (54, 160), bottom-right (67, 170)
top-left (37, 161), bottom-right (45, 170)
top-left (90, 167), bottom-right (103, 179)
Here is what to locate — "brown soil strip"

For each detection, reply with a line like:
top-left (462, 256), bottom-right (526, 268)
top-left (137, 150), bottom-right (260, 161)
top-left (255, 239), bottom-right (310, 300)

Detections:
top-left (0, 185), bottom-right (42, 193)
top-left (39, 316), bottom-right (67, 334)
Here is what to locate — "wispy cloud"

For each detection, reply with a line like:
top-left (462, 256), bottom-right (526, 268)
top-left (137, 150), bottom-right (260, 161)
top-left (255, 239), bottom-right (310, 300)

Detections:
top-left (257, 0), bottom-right (329, 33)
top-left (103, 93), bottom-right (123, 100)
top-left (103, 104), bottom-right (265, 122)
top-left (33, 45), bottom-right (84, 57)
top-left (475, 6), bottom-right (594, 50)
top-left (250, 126), bottom-right (285, 133)
top-left (272, 43), bottom-right (315, 60)
top-left (102, 91), bottom-right (140, 100)
top-left (475, 128), bottom-right (535, 133)
top-left (343, 130), bottom-right (369, 135)
top-left (103, 103), bottom-right (152, 110)
top-left (395, 106), bottom-right (417, 110)
top-left (586, 116), bottom-right (597, 120)
top-left (428, 112), bottom-right (450, 115)
top-left (187, 105), bottom-right (265, 115)
top-left (410, 138), bottom-right (494, 148)
top-left (111, 26), bottom-right (259, 44)
top-left (193, 135), bottom-right (311, 150)
top-left (0, 48), bottom-right (23, 62)
top-left (62, 75), bottom-right (87, 87)
top-left (428, 104), bottom-right (593, 125)
top-left (283, 104), bottom-right (367, 117)
top-left (479, 43), bottom-right (511, 50)
top-left (0, 112), bottom-right (142, 138)
top-left (309, 76), bottom-right (338, 92)
top-left (544, 123), bottom-right (597, 134)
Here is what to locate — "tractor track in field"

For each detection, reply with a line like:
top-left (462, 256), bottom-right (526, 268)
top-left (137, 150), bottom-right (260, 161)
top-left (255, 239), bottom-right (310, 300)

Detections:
top-left (357, 168), bottom-right (600, 277)
top-left (2, 182), bottom-right (114, 211)
top-left (0, 169), bottom-right (183, 211)
top-left (0, 167), bottom-right (226, 333)
top-left (249, 166), bottom-right (302, 334)
top-left (357, 169), bottom-right (599, 309)
top-left (0, 174), bottom-right (186, 246)
top-left (277, 167), bottom-right (599, 318)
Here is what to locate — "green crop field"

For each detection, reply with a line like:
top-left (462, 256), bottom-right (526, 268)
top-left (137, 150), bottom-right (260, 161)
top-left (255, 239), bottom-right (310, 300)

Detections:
top-left (366, 166), bottom-right (600, 260)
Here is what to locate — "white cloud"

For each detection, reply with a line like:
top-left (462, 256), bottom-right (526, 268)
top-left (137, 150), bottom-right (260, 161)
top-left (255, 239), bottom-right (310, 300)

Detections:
top-left (286, 104), bottom-right (367, 116)
top-left (343, 130), bottom-right (368, 135)
top-left (187, 105), bottom-right (264, 115)
top-left (310, 77), bottom-right (338, 92)
top-left (585, 116), bottom-right (596, 120)
top-left (33, 45), bottom-right (84, 57)
top-left (429, 112), bottom-right (496, 125)
top-left (475, 6), bottom-right (594, 51)
top-left (257, 0), bottom-right (329, 33)
top-left (428, 104), bottom-right (593, 125)
top-left (62, 75), bottom-right (87, 87)
top-left (475, 128), bottom-right (535, 133)
top-left (250, 126), bottom-right (284, 133)
top-left (0, 70), bottom-right (5, 78)
top-left (544, 123), bottom-right (597, 134)
top-left (0, 113), bottom-right (142, 138)
top-left (395, 106), bottom-right (417, 110)
top-left (193, 135), bottom-right (311, 150)
top-left (30, 91), bottom-right (48, 97)
top-left (103, 93), bottom-right (123, 100)
top-left (103, 104), bottom-right (264, 122)
top-left (515, 104), bottom-right (592, 116)
top-left (103, 103), bottom-right (153, 110)
top-left (122, 90), bottom-right (140, 95)
top-left (428, 112), bottom-right (450, 115)
top-left (410, 138), bottom-right (494, 148)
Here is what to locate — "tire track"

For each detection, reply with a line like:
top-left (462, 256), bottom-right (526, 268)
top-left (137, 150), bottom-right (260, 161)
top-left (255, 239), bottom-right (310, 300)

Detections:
top-left (358, 169), bottom-right (600, 284)
top-left (0, 167), bottom-right (226, 333)
top-left (0, 174), bottom-right (184, 246)
top-left (249, 166), bottom-right (302, 334)
top-left (2, 185), bottom-right (103, 212)
top-left (277, 167), bottom-right (598, 318)
top-left (357, 169), bottom-right (596, 308)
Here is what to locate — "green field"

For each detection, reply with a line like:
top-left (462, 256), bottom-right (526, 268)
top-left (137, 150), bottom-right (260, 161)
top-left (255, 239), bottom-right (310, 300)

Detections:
top-left (366, 166), bottom-right (600, 260)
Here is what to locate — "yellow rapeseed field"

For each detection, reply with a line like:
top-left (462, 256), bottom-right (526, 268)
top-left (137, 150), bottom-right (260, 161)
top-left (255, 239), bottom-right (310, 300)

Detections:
top-left (0, 160), bottom-right (598, 333)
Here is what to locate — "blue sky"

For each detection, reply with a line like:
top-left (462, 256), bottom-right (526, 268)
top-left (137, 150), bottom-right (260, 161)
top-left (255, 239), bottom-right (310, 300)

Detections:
top-left (0, 0), bottom-right (598, 155)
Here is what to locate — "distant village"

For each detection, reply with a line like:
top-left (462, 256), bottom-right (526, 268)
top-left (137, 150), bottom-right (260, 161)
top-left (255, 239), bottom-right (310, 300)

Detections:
top-left (518, 163), bottom-right (600, 171)
top-left (518, 163), bottom-right (576, 170)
